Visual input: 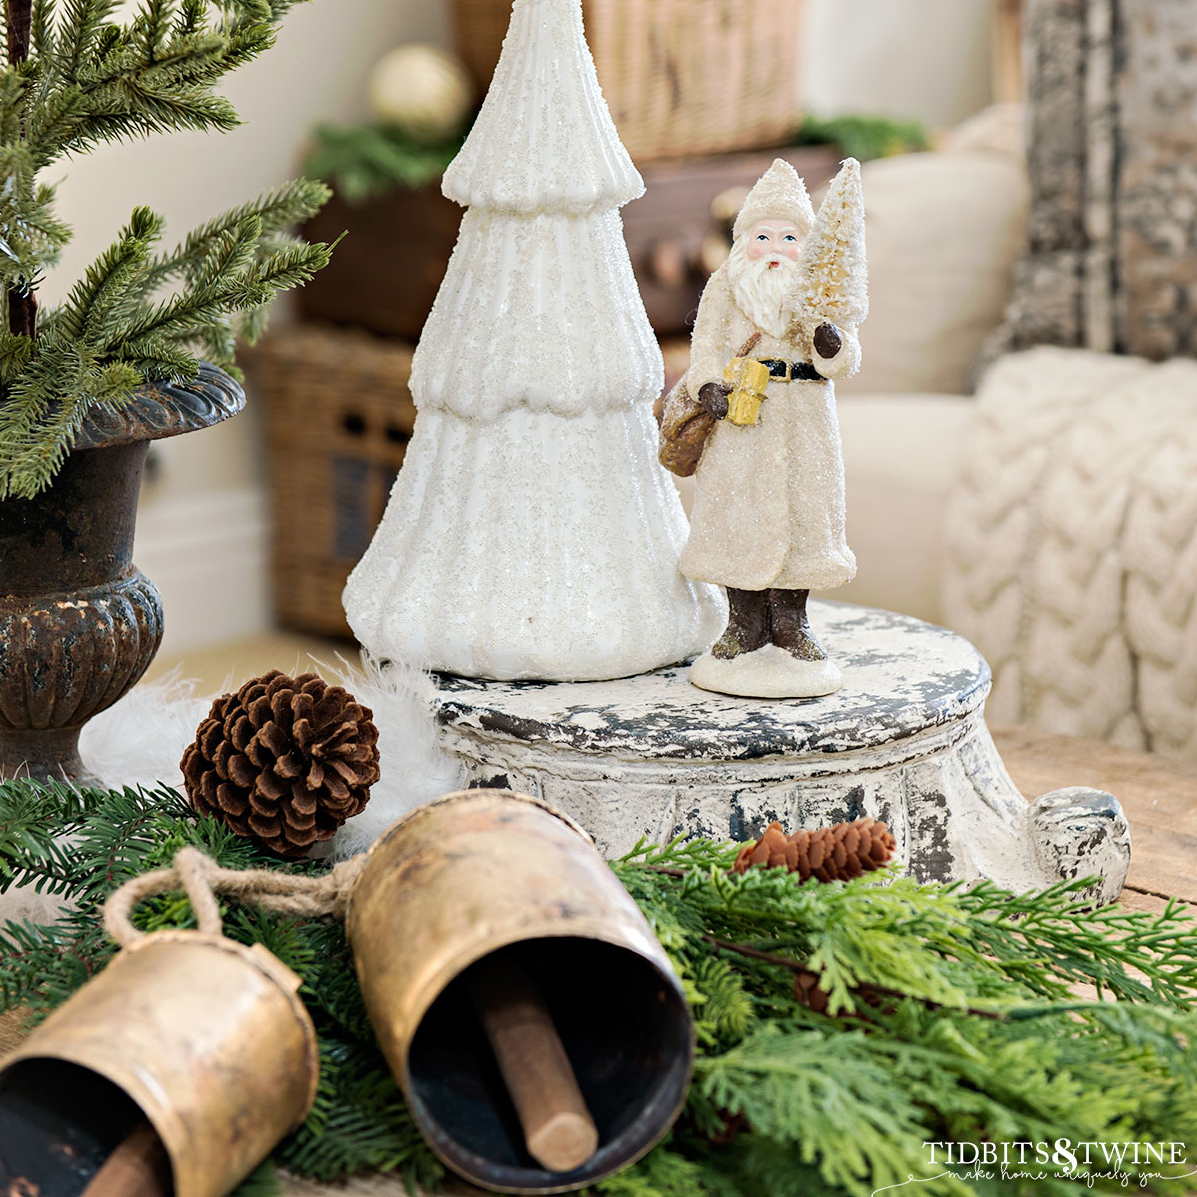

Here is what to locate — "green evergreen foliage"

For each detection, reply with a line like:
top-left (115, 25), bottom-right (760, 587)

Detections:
top-left (796, 113), bottom-right (932, 162)
top-left (303, 121), bottom-right (464, 203)
top-left (0, 0), bottom-right (336, 500)
top-left (1, 780), bottom-right (1195, 1197)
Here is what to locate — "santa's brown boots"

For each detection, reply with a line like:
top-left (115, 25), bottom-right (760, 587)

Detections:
top-left (768, 588), bottom-right (828, 661)
top-left (711, 588), bottom-right (769, 659)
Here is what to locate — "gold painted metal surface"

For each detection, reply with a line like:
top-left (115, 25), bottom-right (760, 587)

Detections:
top-left (723, 356), bottom-right (769, 425)
top-left (346, 790), bottom-right (694, 1194)
top-left (0, 930), bottom-right (318, 1197)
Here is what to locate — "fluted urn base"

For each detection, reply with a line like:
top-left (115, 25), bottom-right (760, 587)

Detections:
top-left (0, 571), bottom-right (163, 783)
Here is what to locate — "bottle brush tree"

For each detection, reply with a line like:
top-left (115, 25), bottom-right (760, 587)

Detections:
top-left (0, 0), bottom-right (335, 500)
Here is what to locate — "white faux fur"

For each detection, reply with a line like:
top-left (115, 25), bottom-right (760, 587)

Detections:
top-left (317, 654), bottom-right (466, 860)
top-left (82, 667), bottom-right (214, 792)
top-left (1, 655), bottom-right (466, 927)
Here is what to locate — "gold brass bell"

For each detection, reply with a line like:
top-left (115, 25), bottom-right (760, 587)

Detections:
top-left (346, 789), bottom-right (695, 1195)
top-left (0, 930), bottom-right (318, 1197)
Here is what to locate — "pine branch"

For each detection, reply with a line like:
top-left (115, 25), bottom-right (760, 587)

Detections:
top-left (115, 233), bottom-right (331, 351)
top-left (57, 204), bottom-right (162, 340)
top-left (0, 0), bottom-right (40, 339)
top-left (0, 61), bottom-right (31, 141)
top-left (703, 935), bottom-right (1002, 1021)
top-left (8, 792), bottom-right (1194, 1196)
top-left (0, 336), bottom-right (143, 496)
top-left (956, 880), bottom-right (1197, 1005)
top-left (0, 777), bottom-right (103, 893)
top-left (0, 326), bottom-right (33, 379)
top-left (28, 0), bottom-right (53, 59)
top-left (304, 121), bottom-right (462, 203)
top-left (697, 1024), bottom-right (960, 1197)
top-left (51, 0), bottom-right (120, 86)
top-left (0, 0), bottom-right (331, 495)
top-left (141, 177), bottom-right (329, 288)
top-left (229, 1160), bottom-right (282, 1197)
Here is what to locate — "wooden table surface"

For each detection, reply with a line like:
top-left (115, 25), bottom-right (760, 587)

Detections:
top-left (990, 726), bottom-right (1197, 912)
top-left (1, 728), bottom-right (1194, 1194)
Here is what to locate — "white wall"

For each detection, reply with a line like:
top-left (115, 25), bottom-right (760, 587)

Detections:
top-left (803, 0), bottom-right (995, 128)
top-left (45, 0), bottom-right (449, 493)
top-left (39, 0), bottom-right (994, 654)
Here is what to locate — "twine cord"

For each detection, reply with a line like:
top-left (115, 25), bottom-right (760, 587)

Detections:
top-left (103, 846), bottom-right (368, 947)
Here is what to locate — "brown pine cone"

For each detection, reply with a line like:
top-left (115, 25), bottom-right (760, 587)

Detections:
top-left (733, 817), bottom-right (895, 882)
top-left (792, 970), bottom-right (832, 1015)
top-left (181, 670), bottom-right (380, 858)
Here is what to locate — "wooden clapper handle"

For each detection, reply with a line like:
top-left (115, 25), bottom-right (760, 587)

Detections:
top-left (470, 956), bottom-right (600, 1173)
top-left (80, 1121), bottom-right (171, 1197)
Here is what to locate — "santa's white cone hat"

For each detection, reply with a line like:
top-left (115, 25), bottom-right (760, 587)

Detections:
top-left (732, 158), bottom-right (816, 242)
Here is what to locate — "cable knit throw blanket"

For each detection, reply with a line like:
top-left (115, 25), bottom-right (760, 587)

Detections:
top-left (944, 347), bottom-right (1197, 758)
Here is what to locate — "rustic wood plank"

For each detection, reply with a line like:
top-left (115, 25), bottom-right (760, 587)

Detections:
top-left (993, 726), bottom-right (1197, 903)
top-left (0, 1009), bottom-right (27, 1056)
top-left (279, 1175), bottom-right (482, 1197)
top-left (1118, 889), bottom-right (1176, 917)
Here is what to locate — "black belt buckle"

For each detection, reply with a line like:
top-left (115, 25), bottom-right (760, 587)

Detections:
top-left (757, 359), bottom-right (821, 382)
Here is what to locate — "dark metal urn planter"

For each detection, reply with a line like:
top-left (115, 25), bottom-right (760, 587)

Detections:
top-left (0, 364), bottom-right (244, 784)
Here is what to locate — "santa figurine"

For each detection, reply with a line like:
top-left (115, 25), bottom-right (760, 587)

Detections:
top-left (662, 157), bottom-right (868, 699)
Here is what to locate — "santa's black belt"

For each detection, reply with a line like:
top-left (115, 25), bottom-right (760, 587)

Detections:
top-left (754, 359), bottom-right (823, 381)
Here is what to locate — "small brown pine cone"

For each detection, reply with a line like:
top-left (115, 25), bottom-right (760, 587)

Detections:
top-left (733, 817), bottom-right (895, 882)
top-left (792, 970), bottom-right (832, 1015)
top-left (181, 669), bottom-right (381, 858)
top-left (732, 822), bottom-right (794, 872)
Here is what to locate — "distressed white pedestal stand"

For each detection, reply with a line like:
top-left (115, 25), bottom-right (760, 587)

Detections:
top-left (434, 603), bottom-right (1131, 902)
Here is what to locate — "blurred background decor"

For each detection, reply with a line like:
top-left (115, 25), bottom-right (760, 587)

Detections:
top-left (248, 0), bottom-right (1001, 645)
top-left (943, 0), bottom-right (1197, 754)
top-left (450, 0), bottom-right (807, 162)
top-left (102, 0), bottom-right (1038, 694)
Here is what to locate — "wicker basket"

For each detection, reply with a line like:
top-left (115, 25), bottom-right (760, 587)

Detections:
top-left (451, 0), bottom-right (805, 161)
top-left (250, 324), bottom-right (416, 638)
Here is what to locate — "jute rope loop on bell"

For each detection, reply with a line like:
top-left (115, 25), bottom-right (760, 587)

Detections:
top-left (104, 845), bottom-right (368, 947)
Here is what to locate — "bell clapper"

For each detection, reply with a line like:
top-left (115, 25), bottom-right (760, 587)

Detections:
top-left (469, 955), bottom-right (600, 1173)
top-left (80, 1120), bottom-right (171, 1197)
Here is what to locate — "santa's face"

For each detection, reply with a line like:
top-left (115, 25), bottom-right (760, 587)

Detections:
top-left (745, 219), bottom-right (803, 268)
top-left (727, 218), bottom-right (803, 339)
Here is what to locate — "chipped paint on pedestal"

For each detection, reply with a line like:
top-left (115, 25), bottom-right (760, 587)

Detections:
top-left (434, 603), bottom-right (1131, 901)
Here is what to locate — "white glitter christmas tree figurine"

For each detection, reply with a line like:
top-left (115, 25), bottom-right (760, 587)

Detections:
top-left (343, 0), bottom-right (723, 680)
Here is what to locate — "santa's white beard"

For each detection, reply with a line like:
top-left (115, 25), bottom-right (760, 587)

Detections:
top-left (727, 241), bottom-right (799, 339)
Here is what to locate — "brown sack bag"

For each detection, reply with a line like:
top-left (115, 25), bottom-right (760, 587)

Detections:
top-left (655, 333), bottom-right (761, 477)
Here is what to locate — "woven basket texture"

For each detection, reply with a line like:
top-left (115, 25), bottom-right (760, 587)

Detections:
top-left (250, 324), bottom-right (416, 638)
top-left (451, 0), bottom-right (806, 161)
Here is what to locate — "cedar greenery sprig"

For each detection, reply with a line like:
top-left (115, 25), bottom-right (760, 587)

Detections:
top-left (0, 0), bottom-right (335, 500)
top-left (1, 780), bottom-right (1196, 1197)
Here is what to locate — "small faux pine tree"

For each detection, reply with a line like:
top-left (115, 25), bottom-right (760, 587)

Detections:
top-left (0, 0), bottom-right (334, 500)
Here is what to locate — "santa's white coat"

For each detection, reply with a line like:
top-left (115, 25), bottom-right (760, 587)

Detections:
top-left (674, 263), bottom-right (860, 592)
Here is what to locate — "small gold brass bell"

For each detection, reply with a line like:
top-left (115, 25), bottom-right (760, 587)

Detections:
top-left (346, 790), bottom-right (695, 1195)
top-left (723, 355), bottom-right (770, 426)
top-left (0, 930), bottom-right (318, 1197)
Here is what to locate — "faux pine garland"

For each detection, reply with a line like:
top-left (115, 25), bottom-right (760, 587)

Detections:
top-left (0, 0), bottom-right (334, 500)
top-left (1, 778), bottom-right (1196, 1197)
